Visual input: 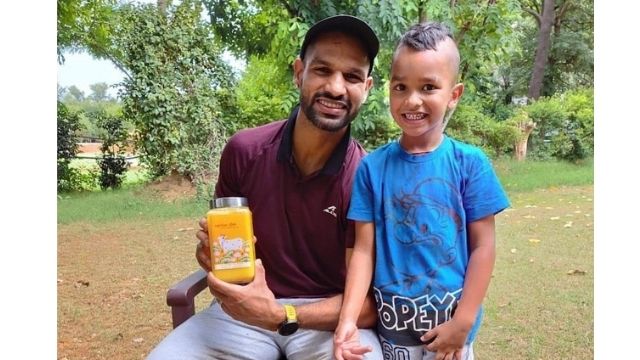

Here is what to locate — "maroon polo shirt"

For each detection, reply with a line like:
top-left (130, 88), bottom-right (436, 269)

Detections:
top-left (214, 106), bottom-right (366, 298)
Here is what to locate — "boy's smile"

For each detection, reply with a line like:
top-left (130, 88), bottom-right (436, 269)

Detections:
top-left (389, 42), bottom-right (463, 153)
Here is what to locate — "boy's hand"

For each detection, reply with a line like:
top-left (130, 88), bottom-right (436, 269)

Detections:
top-left (333, 321), bottom-right (372, 360)
top-left (420, 317), bottom-right (471, 359)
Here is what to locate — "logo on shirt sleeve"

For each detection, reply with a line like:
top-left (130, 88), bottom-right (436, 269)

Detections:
top-left (323, 205), bottom-right (337, 218)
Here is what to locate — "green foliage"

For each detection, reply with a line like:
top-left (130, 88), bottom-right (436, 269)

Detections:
top-left (95, 112), bottom-right (129, 189)
top-left (524, 87), bottom-right (593, 162)
top-left (57, 0), bottom-right (117, 63)
top-left (58, 101), bottom-right (84, 192)
top-left (446, 103), bottom-right (518, 158)
top-left (118, 1), bottom-right (234, 197)
top-left (351, 84), bottom-right (401, 151)
top-left (233, 54), bottom-right (291, 132)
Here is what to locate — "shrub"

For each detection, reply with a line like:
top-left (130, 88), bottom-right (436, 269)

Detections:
top-left (524, 97), bottom-right (569, 160)
top-left (94, 111), bottom-right (129, 189)
top-left (57, 101), bottom-right (83, 192)
top-left (525, 87), bottom-right (593, 162)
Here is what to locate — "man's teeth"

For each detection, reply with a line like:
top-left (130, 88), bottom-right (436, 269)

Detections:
top-left (318, 99), bottom-right (344, 109)
top-left (404, 113), bottom-right (426, 120)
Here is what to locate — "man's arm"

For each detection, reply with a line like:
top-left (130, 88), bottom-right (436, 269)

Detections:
top-left (196, 218), bottom-right (377, 331)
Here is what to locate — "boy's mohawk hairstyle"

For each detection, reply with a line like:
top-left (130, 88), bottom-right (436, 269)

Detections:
top-left (398, 22), bottom-right (455, 51)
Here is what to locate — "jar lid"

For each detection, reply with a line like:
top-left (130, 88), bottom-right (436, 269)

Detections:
top-left (210, 197), bottom-right (248, 209)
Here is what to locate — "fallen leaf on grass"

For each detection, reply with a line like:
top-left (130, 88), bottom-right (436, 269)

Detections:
top-left (564, 221), bottom-right (573, 228)
top-left (525, 205), bottom-right (537, 208)
top-left (133, 338), bottom-right (144, 343)
top-left (510, 248), bottom-right (517, 253)
top-left (177, 227), bottom-right (194, 232)
top-left (172, 236), bottom-right (179, 240)
top-left (523, 215), bottom-right (536, 219)
top-left (550, 216), bottom-right (560, 220)
top-left (528, 238), bottom-right (541, 244)
top-left (567, 269), bottom-right (587, 275)
top-left (545, 207), bottom-right (554, 210)
top-left (529, 258), bottom-right (535, 263)
top-left (74, 280), bottom-right (90, 288)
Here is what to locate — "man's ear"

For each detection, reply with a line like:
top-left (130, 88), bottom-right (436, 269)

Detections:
top-left (363, 77), bottom-right (374, 102)
top-left (448, 82), bottom-right (464, 109)
top-left (292, 57), bottom-right (304, 88)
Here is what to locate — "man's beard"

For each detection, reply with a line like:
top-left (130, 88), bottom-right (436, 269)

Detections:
top-left (300, 91), bottom-right (356, 132)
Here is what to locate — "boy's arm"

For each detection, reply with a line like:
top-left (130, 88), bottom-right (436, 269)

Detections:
top-left (422, 214), bottom-right (496, 354)
top-left (454, 214), bottom-right (497, 328)
top-left (333, 221), bottom-right (376, 359)
top-left (338, 221), bottom-right (376, 325)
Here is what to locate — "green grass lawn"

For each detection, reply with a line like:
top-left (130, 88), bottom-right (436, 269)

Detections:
top-left (57, 159), bottom-right (594, 359)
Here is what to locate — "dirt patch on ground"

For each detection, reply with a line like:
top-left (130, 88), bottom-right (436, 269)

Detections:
top-left (58, 220), bottom-right (212, 360)
top-left (137, 171), bottom-right (198, 201)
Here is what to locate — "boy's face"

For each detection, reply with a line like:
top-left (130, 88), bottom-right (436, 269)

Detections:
top-left (293, 32), bottom-right (374, 133)
top-left (389, 42), bottom-right (463, 145)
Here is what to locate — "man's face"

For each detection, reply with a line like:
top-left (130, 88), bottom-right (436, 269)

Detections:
top-left (293, 32), bottom-right (373, 132)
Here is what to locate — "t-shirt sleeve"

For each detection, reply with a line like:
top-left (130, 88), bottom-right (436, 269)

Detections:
top-left (347, 160), bottom-right (375, 222)
top-left (463, 151), bottom-right (510, 222)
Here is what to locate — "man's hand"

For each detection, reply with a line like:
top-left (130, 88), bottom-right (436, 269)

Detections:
top-left (333, 320), bottom-right (372, 360)
top-left (195, 217), bottom-right (211, 271)
top-left (421, 317), bottom-right (471, 360)
top-left (207, 259), bottom-right (284, 331)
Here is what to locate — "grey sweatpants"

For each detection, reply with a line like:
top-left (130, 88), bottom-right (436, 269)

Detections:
top-left (380, 335), bottom-right (474, 360)
top-left (147, 298), bottom-right (382, 360)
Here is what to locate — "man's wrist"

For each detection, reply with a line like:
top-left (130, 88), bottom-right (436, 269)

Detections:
top-left (271, 304), bottom-right (287, 331)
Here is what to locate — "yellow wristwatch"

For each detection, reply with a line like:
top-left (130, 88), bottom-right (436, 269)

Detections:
top-left (277, 304), bottom-right (299, 336)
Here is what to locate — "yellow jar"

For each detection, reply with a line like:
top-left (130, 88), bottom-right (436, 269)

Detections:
top-left (207, 197), bottom-right (255, 284)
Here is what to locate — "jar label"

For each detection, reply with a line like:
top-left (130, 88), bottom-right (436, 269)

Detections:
top-left (211, 234), bottom-right (251, 269)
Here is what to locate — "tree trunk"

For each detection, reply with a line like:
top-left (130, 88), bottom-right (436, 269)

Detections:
top-left (419, 0), bottom-right (428, 23)
top-left (527, 0), bottom-right (555, 100)
top-left (158, 0), bottom-right (170, 15)
top-left (514, 121), bottom-right (536, 161)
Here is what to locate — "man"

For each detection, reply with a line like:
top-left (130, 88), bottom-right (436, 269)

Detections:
top-left (147, 15), bottom-right (382, 360)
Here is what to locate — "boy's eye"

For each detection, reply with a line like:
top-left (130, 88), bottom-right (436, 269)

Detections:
top-left (422, 84), bottom-right (436, 91)
top-left (392, 84), bottom-right (406, 91)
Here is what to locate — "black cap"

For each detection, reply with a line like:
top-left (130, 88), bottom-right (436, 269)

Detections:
top-left (300, 15), bottom-right (379, 75)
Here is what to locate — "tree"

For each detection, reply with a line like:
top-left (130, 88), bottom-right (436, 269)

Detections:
top-left (65, 85), bottom-right (85, 102)
top-left (526, 0), bottom-right (555, 100)
top-left (89, 82), bottom-right (110, 102)
top-left (118, 0), bottom-right (235, 196)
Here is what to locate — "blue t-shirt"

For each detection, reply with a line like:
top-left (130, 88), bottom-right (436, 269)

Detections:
top-left (348, 136), bottom-right (510, 346)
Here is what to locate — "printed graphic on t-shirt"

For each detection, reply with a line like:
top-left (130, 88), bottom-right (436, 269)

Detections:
top-left (375, 287), bottom-right (460, 346)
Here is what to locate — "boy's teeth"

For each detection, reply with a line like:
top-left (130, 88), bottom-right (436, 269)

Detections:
top-left (405, 113), bottom-right (425, 120)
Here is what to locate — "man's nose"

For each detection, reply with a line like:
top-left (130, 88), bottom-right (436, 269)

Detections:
top-left (325, 73), bottom-right (347, 97)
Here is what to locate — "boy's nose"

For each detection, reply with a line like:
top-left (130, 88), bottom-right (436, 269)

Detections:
top-left (405, 91), bottom-right (422, 108)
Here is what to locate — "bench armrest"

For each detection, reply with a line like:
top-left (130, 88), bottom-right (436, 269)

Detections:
top-left (166, 269), bottom-right (208, 328)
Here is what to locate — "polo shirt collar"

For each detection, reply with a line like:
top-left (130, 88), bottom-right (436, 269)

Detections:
top-left (277, 104), bottom-right (351, 176)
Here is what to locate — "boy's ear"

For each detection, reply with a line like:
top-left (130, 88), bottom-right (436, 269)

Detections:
top-left (448, 83), bottom-right (464, 109)
top-left (292, 57), bottom-right (304, 88)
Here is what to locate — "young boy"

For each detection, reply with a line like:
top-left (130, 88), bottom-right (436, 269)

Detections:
top-left (334, 22), bottom-right (510, 360)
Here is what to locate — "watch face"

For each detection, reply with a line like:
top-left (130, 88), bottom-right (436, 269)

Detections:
top-left (277, 321), bottom-right (299, 336)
